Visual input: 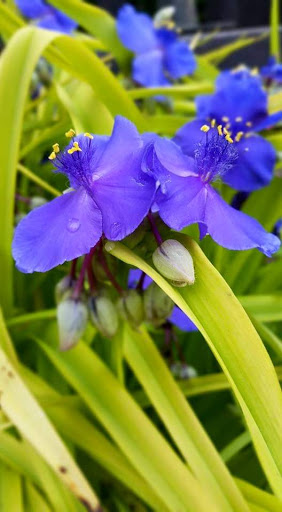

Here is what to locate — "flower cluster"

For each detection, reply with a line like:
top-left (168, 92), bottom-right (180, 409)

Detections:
top-left (15, 0), bottom-right (77, 33)
top-left (13, 115), bottom-right (280, 277)
top-left (117, 4), bottom-right (196, 87)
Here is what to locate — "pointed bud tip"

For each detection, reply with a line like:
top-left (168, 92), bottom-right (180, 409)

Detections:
top-left (152, 239), bottom-right (195, 287)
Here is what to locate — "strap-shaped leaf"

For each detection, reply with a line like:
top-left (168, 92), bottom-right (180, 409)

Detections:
top-left (105, 235), bottom-right (282, 498)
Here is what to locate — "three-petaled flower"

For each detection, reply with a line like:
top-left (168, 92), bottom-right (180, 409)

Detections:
top-left (12, 117), bottom-right (156, 273)
top-left (15, 0), bottom-right (77, 33)
top-left (117, 4), bottom-right (196, 88)
top-left (175, 67), bottom-right (282, 191)
top-left (144, 122), bottom-right (280, 256)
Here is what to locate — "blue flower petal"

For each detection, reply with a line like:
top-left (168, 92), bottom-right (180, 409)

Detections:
top-left (128, 269), bottom-right (152, 289)
top-left (169, 307), bottom-right (197, 331)
top-left (36, 11), bottom-right (76, 33)
top-left (15, 0), bottom-right (47, 18)
top-left (223, 135), bottom-right (276, 191)
top-left (117, 4), bottom-right (158, 54)
top-left (12, 188), bottom-right (102, 273)
top-left (253, 111), bottom-right (282, 132)
top-left (154, 137), bottom-right (195, 177)
top-left (90, 117), bottom-right (156, 241)
top-left (156, 175), bottom-right (280, 256)
top-left (173, 119), bottom-right (205, 157)
top-left (164, 40), bottom-right (197, 79)
top-left (133, 50), bottom-right (169, 87)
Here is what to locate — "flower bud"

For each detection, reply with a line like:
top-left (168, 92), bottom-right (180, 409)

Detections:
top-left (57, 298), bottom-right (88, 351)
top-left (88, 295), bottom-right (119, 338)
top-left (144, 283), bottom-right (174, 327)
top-left (117, 290), bottom-right (144, 327)
top-left (30, 196), bottom-right (47, 210)
top-left (55, 275), bottom-right (76, 304)
top-left (170, 362), bottom-right (198, 380)
top-left (152, 239), bottom-right (195, 287)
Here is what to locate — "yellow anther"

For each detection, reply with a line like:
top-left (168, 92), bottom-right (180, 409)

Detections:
top-left (65, 128), bottom-right (75, 138)
top-left (246, 121), bottom-right (252, 127)
top-left (84, 133), bottom-right (94, 139)
top-left (52, 143), bottom-right (60, 154)
top-left (235, 131), bottom-right (244, 142)
top-left (235, 116), bottom-right (243, 122)
top-left (67, 141), bottom-right (82, 155)
top-left (48, 151), bottom-right (56, 160)
top-left (200, 124), bottom-right (210, 133)
top-left (217, 125), bottom-right (223, 136)
top-left (223, 127), bottom-right (230, 135)
top-left (222, 116), bottom-right (229, 123)
top-left (211, 119), bottom-right (216, 128)
top-left (225, 135), bottom-right (234, 144)
top-left (251, 67), bottom-right (258, 76)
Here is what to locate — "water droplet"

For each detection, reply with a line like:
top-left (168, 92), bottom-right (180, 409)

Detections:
top-left (109, 222), bottom-right (122, 238)
top-left (67, 218), bottom-right (80, 233)
top-left (92, 174), bottom-right (100, 182)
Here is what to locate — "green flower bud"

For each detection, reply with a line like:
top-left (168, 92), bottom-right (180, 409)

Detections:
top-left (117, 290), bottom-right (144, 327)
top-left (57, 298), bottom-right (88, 351)
top-left (171, 362), bottom-right (198, 380)
top-left (30, 196), bottom-right (47, 210)
top-left (55, 275), bottom-right (76, 304)
top-left (152, 239), bottom-right (195, 287)
top-left (88, 295), bottom-right (119, 338)
top-left (144, 283), bottom-right (174, 327)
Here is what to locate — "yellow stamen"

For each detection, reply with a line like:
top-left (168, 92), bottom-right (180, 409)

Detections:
top-left (67, 141), bottom-right (82, 154)
top-left (223, 127), bottom-right (230, 135)
top-left (235, 116), bottom-right (243, 122)
top-left (52, 143), bottom-right (60, 154)
top-left (65, 128), bottom-right (75, 138)
top-left (222, 116), bottom-right (229, 123)
top-left (48, 151), bottom-right (56, 160)
top-left (84, 133), bottom-right (94, 139)
top-left (211, 119), bottom-right (216, 128)
top-left (225, 135), bottom-right (233, 143)
top-left (200, 124), bottom-right (210, 133)
top-left (246, 121), bottom-right (252, 127)
top-left (235, 131), bottom-right (244, 142)
top-left (251, 67), bottom-right (258, 75)
top-left (217, 125), bottom-right (223, 136)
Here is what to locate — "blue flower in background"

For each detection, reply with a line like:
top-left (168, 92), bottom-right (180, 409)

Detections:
top-left (117, 4), bottom-right (196, 87)
top-left (261, 56), bottom-right (282, 84)
top-left (128, 269), bottom-right (197, 331)
top-left (145, 123), bottom-right (280, 256)
top-left (15, 0), bottom-right (77, 33)
top-left (12, 117), bottom-right (156, 273)
top-left (177, 68), bottom-right (282, 191)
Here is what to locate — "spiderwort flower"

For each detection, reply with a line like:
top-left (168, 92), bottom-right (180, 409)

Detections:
top-left (176, 67), bottom-right (282, 191)
top-left (261, 56), bottom-right (282, 85)
top-left (146, 123), bottom-right (280, 256)
top-left (117, 4), bottom-right (196, 87)
top-left (12, 116), bottom-right (156, 273)
top-left (15, 0), bottom-right (77, 34)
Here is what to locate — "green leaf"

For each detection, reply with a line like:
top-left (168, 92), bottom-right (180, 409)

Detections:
top-left (105, 236), bottom-right (282, 497)
top-left (0, 464), bottom-right (23, 512)
top-left (123, 324), bottom-right (249, 511)
top-left (239, 295), bottom-right (282, 323)
top-left (128, 82), bottom-right (213, 100)
top-left (0, 311), bottom-right (100, 510)
top-left (48, 0), bottom-right (129, 65)
top-left (37, 339), bottom-right (221, 512)
top-left (270, 0), bottom-right (280, 60)
top-left (0, 26), bottom-right (57, 316)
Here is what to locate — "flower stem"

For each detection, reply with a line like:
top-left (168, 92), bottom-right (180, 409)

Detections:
top-left (147, 212), bottom-right (163, 246)
top-left (72, 246), bottom-right (97, 300)
top-left (98, 243), bottom-right (123, 295)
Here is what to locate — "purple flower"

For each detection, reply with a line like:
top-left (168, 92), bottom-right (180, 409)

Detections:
top-left (12, 117), bottom-right (156, 273)
top-left (128, 269), bottom-right (197, 331)
top-left (145, 124), bottom-right (280, 256)
top-left (15, 0), bottom-right (77, 33)
top-left (261, 56), bottom-right (282, 85)
top-left (117, 4), bottom-right (196, 87)
top-left (176, 68), bottom-right (282, 192)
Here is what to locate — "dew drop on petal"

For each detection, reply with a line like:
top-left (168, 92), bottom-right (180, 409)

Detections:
top-left (67, 218), bottom-right (81, 233)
